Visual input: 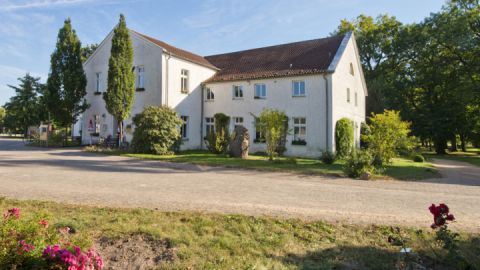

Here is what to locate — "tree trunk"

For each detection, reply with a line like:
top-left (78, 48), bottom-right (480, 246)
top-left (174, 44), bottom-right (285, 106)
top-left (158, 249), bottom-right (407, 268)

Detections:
top-left (434, 138), bottom-right (447, 154)
top-left (64, 127), bottom-right (68, 146)
top-left (450, 135), bottom-right (458, 152)
top-left (460, 133), bottom-right (467, 152)
top-left (118, 120), bottom-right (123, 148)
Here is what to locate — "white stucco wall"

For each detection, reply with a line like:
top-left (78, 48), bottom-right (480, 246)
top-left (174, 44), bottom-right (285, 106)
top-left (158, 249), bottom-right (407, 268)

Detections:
top-left (162, 56), bottom-right (217, 150)
top-left (81, 30), bottom-right (164, 144)
top-left (330, 36), bottom-right (367, 150)
top-left (204, 75), bottom-right (330, 157)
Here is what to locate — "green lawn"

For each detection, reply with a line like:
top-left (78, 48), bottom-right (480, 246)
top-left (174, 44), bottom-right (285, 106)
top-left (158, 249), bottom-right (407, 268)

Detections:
top-left (425, 148), bottom-right (480, 167)
top-left (1, 197), bottom-right (478, 269)
top-left (85, 147), bottom-right (439, 180)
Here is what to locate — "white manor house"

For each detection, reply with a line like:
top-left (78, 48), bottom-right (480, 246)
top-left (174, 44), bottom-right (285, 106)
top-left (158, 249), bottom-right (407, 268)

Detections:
top-left (81, 29), bottom-right (367, 157)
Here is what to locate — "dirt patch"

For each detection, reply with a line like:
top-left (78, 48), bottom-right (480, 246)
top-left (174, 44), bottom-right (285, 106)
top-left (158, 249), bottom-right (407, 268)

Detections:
top-left (96, 234), bottom-right (176, 270)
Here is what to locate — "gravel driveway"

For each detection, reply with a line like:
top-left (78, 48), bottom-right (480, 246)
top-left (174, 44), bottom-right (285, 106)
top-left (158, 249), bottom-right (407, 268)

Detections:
top-left (0, 138), bottom-right (479, 232)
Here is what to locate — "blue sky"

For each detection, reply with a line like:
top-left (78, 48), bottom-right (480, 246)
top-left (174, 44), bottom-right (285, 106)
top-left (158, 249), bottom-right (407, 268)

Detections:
top-left (0, 0), bottom-right (445, 105)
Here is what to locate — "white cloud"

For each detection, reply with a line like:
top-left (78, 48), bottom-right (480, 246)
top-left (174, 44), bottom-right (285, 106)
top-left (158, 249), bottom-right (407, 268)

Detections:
top-left (0, 0), bottom-right (94, 11)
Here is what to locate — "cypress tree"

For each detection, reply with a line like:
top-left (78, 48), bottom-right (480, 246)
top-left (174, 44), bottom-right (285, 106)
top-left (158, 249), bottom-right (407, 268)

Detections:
top-left (103, 14), bottom-right (135, 145)
top-left (46, 18), bottom-right (88, 144)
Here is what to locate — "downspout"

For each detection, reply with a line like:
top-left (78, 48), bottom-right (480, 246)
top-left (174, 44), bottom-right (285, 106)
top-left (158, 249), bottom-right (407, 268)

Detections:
top-left (323, 74), bottom-right (329, 152)
top-left (200, 84), bottom-right (205, 149)
top-left (165, 51), bottom-right (171, 106)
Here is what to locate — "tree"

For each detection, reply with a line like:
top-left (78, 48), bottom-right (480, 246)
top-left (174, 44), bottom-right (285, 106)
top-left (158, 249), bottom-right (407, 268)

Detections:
top-left (205, 113), bottom-right (230, 154)
top-left (364, 110), bottom-right (415, 164)
top-left (3, 74), bottom-right (44, 136)
top-left (45, 18), bottom-right (88, 144)
top-left (0, 107), bottom-right (5, 133)
top-left (335, 118), bottom-right (354, 159)
top-left (103, 14), bottom-right (135, 146)
top-left (131, 106), bottom-right (183, 154)
top-left (81, 43), bottom-right (99, 63)
top-left (256, 109), bottom-right (288, 160)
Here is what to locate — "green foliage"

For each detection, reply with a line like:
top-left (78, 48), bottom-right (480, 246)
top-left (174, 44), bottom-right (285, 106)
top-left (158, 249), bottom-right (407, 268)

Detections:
top-left (3, 74), bottom-right (45, 136)
top-left (0, 107), bottom-right (5, 132)
top-left (131, 106), bottom-right (183, 155)
top-left (45, 18), bottom-right (88, 135)
top-left (80, 43), bottom-right (98, 63)
top-left (343, 149), bottom-right (374, 179)
top-left (320, 151), bottom-right (336, 165)
top-left (256, 109), bottom-right (288, 160)
top-left (360, 122), bottom-right (371, 149)
top-left (205, 113), bottom-right (230, 154)
top-left (103, 14), bottom-right (135, 144)
top-left (365, 110), bottom-right (415, 164)
top-left (335, 118), bottom-right (354, 159)
top-left (413, 154), bottom-right (425, 163)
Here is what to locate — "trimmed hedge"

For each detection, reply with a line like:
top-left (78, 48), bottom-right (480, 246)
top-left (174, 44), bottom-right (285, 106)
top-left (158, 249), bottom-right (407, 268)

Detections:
top-left (335, 118), bottom-right (354, 159)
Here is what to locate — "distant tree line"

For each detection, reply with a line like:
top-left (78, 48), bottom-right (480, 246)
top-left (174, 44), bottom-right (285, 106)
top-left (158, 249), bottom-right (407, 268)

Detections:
top-left (334, 0), bottom-right (480, 154)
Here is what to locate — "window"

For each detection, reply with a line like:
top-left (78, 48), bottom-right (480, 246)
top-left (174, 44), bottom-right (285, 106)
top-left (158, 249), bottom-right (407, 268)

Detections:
top-left (350, 63), bottom-right (355, 76)
top-left (205, 117), bottom-right (214, 135)
top-left (181, 69), bottom-right (189, 93)
top-left (95, 72), bottom-right (101, 92)
top-left (292, 81), bottom-right (305, 97)
top-left (136, 66), bottom-right (145, 89)
top-left (180, 116), bottom-right (188, 139)
top-left (233, 117), bottom-right (243, 129)
top-left (254, 119), bottom-right (266, 143)
top-left (233, 85), bottom-right (243, 99)
top-left (254, 84), bottom-right (266, 99)
top-left (355, 92), bottom-right (358, 106)
top-left (347, 88), bottom-right (351, 103)
top-left (205, 88), bottom-right (214, 101)
top-left (293, 117), bottom-right (306, 143)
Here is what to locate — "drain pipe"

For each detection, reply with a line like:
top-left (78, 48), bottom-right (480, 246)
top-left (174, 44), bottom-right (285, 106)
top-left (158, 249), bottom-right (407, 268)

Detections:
top-left (165, 51), bottom-right (171, 106)
top-left (323, 74), bottom-right (330, 152)
top-left (200, 84), bottom-right (205, 149)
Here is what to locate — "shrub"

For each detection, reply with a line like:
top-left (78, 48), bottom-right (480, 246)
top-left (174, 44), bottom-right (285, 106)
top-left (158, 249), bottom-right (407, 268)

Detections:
top-left (320, 151), bottom-right (336, 164)
top-left (413, 154), bottom-right (425, 163)
top-left (335, 118), bottom-right (354, 159)
top-left (360, 122), bottom-right (370, 149)
top-left (131, 106), bottom-right (183, 155)
top-left (364, 110), bottom-right (415, 164)
top-left (205, 113), bottom-right (230, 154)
top-left (0, 207), bottom-right (103, 269)
top-left (256, 109), bottom-right (289, 160)
top-left (343, 149), bottom-right (374, 178)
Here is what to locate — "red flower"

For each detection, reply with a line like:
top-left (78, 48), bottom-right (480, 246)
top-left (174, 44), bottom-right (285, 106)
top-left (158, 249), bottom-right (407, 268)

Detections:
top-left (3, 208), bottom-right (20, 220)
top-left (438, 203), bottom-right (449, 214)
top-left (39, 219), bottom-right (49, 228)
top-left (429, 203), bottom-right (455, 229)
top-left (446, 214), bottom-right (455, 221)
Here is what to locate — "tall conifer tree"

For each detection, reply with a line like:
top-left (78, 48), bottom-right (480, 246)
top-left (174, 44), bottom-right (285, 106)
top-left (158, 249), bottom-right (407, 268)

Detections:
top-left (46, 18), bottom-right (88, 143)
top-left (103, 14), bottom-right (135, 145)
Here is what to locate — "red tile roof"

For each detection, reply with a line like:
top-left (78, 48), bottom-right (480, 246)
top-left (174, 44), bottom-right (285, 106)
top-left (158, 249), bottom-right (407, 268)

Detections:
top-left (133, 31), bottom-right (218, 70)
top-left (204, 35), bottom-right (345, 83)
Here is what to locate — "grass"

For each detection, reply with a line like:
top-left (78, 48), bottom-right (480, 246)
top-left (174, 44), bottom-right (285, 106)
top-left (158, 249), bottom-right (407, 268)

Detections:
top-left (424, 148), bottom-right (480, 167)
top-left (1, 197), bottom-right (478, 269)
top-left (85, 146), bottom-right (439, 180)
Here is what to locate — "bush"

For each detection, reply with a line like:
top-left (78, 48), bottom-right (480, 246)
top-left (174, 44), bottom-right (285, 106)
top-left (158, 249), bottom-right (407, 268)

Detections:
top-left (413, 154), bottom-right (425, 163)
top-left (360, 122), bottom-right (370, 149)
top-left (256, 109), bottom-right (289, 160)
top-left (205, 113), bottom-right (230, 154)
top-left (335, 118), bottom-right (354, 159)
top-left (364, 110), bottom-right (415, 164)
top-left (320, 151), bottom-right (336, 164)
top-left (0, 207), bottom-right (103, 269)
top-left (131, 106), bottom-right (183, 155)
top-left (343, 149), bottom-right (374, 178)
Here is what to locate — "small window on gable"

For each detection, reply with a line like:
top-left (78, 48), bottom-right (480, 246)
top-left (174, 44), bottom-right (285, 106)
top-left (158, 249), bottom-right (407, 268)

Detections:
top-left (181, 69), bottom-right (189, 93)
top-left (350, 63), bottom-right (355, 76)
top-left (355, 92), bottom-right (358, 106)
top-left (347, 88), bottom-right (351, 103)
top-left (136, 66), bottom-right (145, 89)
top-left (95, 72), bottom-right (101, 92)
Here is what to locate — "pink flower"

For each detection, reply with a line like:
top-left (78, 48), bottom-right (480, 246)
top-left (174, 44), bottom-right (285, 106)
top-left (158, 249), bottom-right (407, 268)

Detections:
top-left (39, 219), bottom-right (49, 228)
top-left (3, 208), bottom-right (20, 219)
top-left (17, 240), bottom-right (35, 253)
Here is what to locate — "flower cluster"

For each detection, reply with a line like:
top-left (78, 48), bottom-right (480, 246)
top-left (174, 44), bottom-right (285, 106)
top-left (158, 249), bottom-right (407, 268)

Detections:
top-left (39, 219), bottom-right (49, 228)
top-left (429, 203), bottom-right (455, 229)
top-left (43, 245), bottom-right (104, 270)
top-left (3, 207), bottom-right (20, 219)
top-left (17, 240), bottom-right (35, 254)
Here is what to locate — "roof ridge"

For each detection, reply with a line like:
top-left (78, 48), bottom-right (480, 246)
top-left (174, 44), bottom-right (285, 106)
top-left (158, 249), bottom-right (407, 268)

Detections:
top-left (205, 34), bottom-right (345, 58)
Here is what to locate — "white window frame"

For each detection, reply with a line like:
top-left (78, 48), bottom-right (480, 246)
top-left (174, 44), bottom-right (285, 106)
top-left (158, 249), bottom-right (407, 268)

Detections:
top-left (136, 66), bottom-right (145, 89)
top-left (293, 117), bottom-right (307, 142)
top-left (233, 85), bottom-right (243, 99)
top-left (95, 72), bottom-right (101, 93)
top-left (181, 69), bottom-right (189, 94)
top-left (205, 88), bottom-right (214, 101)
top-left (347, 88), bottom-right (351, 103)
top-left (205, 117), bottom-right (214, 136)
top-left (292, 81), bottom-right (306, 97)
top-left (254, 84), bottom-right (266, 99)
top-left (180, 116), bottom-right (188, 139)
top-left (232, 117), bottom-right (244, 129)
